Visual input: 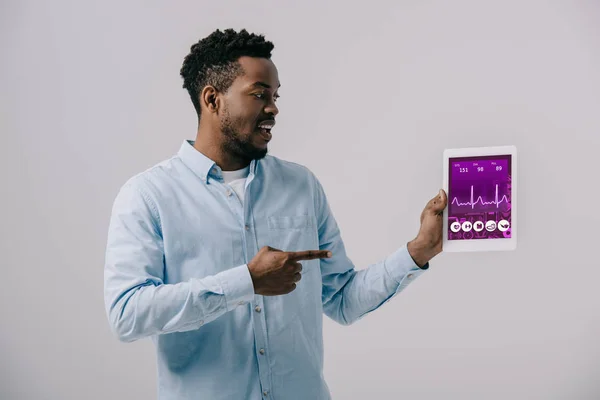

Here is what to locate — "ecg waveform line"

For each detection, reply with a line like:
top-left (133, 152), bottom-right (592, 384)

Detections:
top-left (451, 184), bottom-right (509, 209)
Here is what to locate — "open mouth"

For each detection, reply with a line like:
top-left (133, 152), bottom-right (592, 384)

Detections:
top-left (257, 119), bottom-right (275, 141)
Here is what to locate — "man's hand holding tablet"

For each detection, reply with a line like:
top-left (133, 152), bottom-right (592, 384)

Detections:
top-left (408, 189), bottom-right (448, 268)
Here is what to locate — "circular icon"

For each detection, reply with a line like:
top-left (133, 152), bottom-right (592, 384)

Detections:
top-left (497, 219), bottom-right (510, 232)
top-left (461, 221), bottom-right (472, 232)
top-left (485, 220), bottom-right (497, 231)
top-left (473, 220), bottom-right (485, 232)
top-left (450, 221), bottom-right (461, 232)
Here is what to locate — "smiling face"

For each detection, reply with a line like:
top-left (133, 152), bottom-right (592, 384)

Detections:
top-left (211, 56), bottom-right (280, 164)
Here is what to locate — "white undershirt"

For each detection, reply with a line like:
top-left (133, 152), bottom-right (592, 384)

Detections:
top-left (221, 166), bottom-right (250, 204)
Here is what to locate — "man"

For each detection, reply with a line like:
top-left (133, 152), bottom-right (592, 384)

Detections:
top-left (104, 28), bottom-right (448, 400)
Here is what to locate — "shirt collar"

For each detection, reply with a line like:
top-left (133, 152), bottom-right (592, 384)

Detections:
top-left (177, 140), bottom-right (258, 184)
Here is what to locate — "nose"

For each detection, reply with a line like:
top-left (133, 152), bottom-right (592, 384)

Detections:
top-left (264, 100), bottom-right (279, 117)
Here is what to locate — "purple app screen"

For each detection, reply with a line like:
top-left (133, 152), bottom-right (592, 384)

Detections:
top-left (448, 155), bottom-right (512, 240)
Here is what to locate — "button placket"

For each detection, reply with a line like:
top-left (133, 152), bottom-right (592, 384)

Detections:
top-left (241, 176), bottom-right (275, 396)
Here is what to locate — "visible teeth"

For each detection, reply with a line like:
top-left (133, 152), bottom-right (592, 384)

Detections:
top-left (258, 120), bottom-right (275, 129)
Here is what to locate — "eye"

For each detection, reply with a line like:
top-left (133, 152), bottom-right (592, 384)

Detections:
top-left (253, 92), bottom-right (280, 102)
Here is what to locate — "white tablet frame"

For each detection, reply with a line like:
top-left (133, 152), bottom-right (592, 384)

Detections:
top-left (442, 145), bottom-right (517, 252)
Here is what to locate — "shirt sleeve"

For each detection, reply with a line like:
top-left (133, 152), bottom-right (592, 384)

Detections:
top-left (311, 173), bottom-right (428, 326)
top-left (103, 178), bottom-right (255, 342)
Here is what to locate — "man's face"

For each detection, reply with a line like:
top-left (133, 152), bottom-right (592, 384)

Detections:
top-left (218, 56), bottom-right (280, 163)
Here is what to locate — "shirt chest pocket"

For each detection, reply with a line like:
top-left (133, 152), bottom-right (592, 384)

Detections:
top-left (267, 215), bottom-right (316, 252)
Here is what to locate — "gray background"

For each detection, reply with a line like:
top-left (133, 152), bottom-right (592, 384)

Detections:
top-left (2, 0), bottom-right (599, 399)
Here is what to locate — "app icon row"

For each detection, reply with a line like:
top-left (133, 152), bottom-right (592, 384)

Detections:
top-left (450, 220), bottom-right (510, 233)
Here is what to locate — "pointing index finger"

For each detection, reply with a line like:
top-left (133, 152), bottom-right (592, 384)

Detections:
top-left (288, 250), bottom-right (332, 261)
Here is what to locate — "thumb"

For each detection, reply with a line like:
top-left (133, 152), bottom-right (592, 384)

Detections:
top-left (431, 189), bottom-right (447, 213)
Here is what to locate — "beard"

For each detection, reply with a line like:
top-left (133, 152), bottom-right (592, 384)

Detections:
top-left (220, 106), bottom-right (268, 163)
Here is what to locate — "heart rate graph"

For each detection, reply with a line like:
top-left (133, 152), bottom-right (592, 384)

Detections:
top-left (451, 184), bottom-right (510, 212)
top-left (448, 154), bottom-right (512, 240)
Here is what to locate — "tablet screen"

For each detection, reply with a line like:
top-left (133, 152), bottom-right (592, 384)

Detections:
top-left (448, 154), bottom-right (512, 240)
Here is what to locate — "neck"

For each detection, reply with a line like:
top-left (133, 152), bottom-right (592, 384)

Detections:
top-left (193, 123), bottom-right (250, 171)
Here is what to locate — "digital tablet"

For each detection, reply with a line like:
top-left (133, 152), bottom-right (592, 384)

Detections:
top-left (442, 145), bottom-right (517, 252)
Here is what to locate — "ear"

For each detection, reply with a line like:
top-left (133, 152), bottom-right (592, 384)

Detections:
top-left (200, 85), bottom-right (221, 114)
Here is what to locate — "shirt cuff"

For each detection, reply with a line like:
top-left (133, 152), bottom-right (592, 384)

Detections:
top-left (383, 245), bottom-right (428, 285)
top-left (216, 264), bottom-right (256, 312)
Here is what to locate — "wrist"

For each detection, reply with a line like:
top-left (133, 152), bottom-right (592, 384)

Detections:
top-left (407, 239), bottom-right (432, 268)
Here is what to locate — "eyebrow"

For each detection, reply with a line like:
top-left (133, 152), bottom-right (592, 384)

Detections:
top-left (250, 81), bottom-right (281, 89)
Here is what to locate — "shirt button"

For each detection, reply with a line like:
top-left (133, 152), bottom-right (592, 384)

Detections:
top-left (255, 306), bottom-right (261, 313)
top-left (226, 190), bottom-right (232, 197)
top-left (259, 348), bottom-right (265, 355)
top-left (407, 274), bottom-right (413, 279)
top-left (263, 390), bottom-right (268, 396)
top-left (245, 225), bottom-right (250, 231)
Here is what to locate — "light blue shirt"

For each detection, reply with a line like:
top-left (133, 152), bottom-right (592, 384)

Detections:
top-left (104, 140), bottom-right (428, 400)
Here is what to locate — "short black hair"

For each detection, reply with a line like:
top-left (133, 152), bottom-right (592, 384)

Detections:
top-left (180, 28), bottom-right (275, 118)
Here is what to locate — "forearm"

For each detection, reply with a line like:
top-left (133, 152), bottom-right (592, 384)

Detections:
top-left (322, 245), bottom-right (426, 326)
top-left (105, 264), bottom-right (254, 342)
